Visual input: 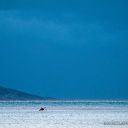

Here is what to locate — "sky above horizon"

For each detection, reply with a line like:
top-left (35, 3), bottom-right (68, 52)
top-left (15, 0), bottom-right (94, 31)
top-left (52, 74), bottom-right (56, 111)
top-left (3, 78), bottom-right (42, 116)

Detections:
top-left (0, 0), bottom-right (128, 99)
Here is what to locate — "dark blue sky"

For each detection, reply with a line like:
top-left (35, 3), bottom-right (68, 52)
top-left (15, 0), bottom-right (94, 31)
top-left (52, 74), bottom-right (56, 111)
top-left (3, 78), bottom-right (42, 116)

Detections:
top-left (0, 0), bottom-right (128, 99)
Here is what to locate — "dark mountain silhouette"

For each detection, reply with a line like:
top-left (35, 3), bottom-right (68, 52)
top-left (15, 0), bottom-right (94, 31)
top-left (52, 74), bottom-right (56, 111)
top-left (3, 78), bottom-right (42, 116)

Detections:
top-left (0, 86), bottom-right (53, 100)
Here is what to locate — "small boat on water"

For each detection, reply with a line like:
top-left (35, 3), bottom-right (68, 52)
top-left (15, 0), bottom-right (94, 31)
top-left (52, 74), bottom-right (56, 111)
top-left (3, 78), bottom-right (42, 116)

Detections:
top-left (39, 107), bottom-right (46, 111)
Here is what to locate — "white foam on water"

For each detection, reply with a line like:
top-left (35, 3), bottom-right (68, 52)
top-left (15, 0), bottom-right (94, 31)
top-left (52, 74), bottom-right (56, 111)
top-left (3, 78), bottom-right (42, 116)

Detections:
top-left (0, 101), bottom-right (128, 128)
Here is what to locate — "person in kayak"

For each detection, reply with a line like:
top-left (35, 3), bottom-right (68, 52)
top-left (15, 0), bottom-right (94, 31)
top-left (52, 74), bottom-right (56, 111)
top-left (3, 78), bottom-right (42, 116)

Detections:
top-left (39, 107), bottom-right (46, 111)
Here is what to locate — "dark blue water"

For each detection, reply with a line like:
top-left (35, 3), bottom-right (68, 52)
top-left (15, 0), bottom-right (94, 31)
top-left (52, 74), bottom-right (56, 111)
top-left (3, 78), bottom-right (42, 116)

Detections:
top-left (0, 100), bottom-right (128, 107)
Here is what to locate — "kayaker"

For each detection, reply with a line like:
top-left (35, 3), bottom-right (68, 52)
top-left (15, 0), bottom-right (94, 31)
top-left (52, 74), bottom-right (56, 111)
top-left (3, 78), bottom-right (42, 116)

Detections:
top-left (39, 107), bottom-right (46, 111)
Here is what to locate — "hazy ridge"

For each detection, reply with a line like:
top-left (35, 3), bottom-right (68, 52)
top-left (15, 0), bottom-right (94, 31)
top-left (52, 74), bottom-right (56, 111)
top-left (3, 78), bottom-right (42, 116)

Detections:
top-left (0, 86), bottom-right (53, 100)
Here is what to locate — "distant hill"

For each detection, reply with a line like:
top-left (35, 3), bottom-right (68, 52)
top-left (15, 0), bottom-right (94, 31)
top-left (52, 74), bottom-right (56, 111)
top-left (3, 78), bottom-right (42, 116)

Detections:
top-left (0, 86), bottom-right (53, 100)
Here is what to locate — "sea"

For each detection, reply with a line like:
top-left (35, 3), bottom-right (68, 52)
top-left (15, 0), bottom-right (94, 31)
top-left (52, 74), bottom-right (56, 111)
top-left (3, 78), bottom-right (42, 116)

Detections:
top-left (0, 100), bottom-right (128, 128)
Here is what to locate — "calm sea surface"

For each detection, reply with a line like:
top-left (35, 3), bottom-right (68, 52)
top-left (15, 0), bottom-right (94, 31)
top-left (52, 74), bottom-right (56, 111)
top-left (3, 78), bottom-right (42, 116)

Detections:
top-left (0, 100), bottom-right (128, 128)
